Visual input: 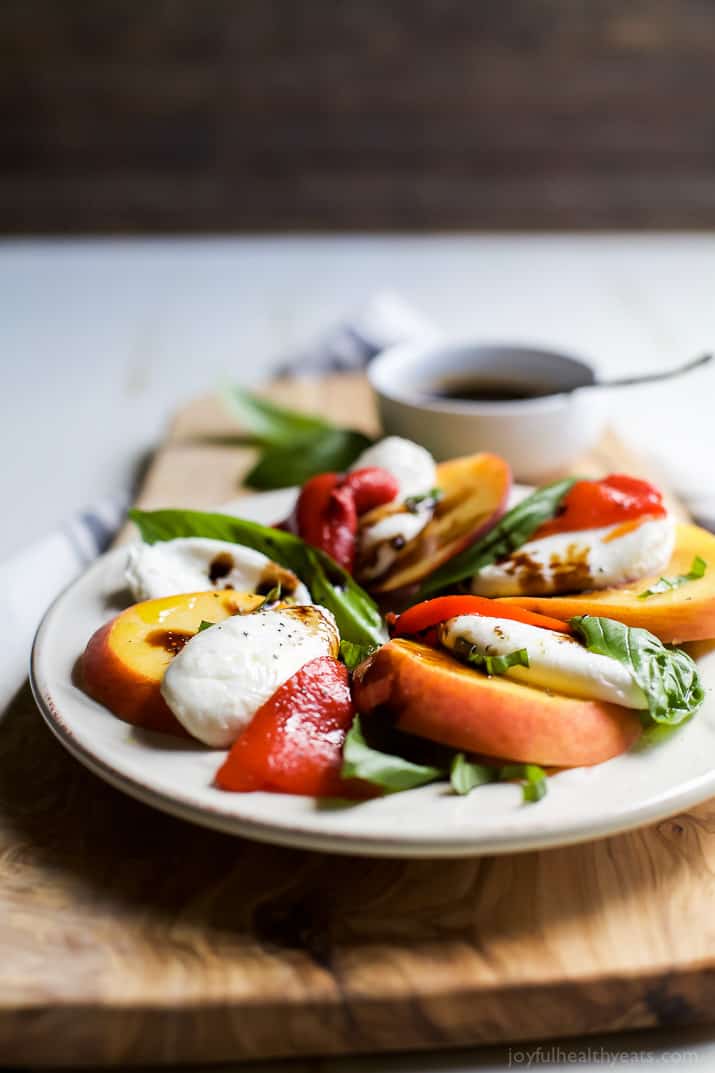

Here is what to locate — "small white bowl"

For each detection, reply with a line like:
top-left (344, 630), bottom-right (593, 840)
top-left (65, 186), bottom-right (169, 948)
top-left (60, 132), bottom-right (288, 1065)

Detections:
top-left (368, 340), bottom-right (606, 481)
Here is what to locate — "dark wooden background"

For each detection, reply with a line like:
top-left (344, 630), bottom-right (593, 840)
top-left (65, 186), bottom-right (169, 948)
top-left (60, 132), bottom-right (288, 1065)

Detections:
top-left (3, 0), bottom-right (715, 233)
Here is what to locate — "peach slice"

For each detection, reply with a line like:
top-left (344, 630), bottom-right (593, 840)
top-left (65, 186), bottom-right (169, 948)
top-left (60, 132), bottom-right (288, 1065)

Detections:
top-left (352, 639), bottom-right (641, 767)
top-left (81, 590), bottom-right (265, 734)
top-left (361, 452), bottom-right (511, 593)
top-left (501, 523), bottom-right (715, 644)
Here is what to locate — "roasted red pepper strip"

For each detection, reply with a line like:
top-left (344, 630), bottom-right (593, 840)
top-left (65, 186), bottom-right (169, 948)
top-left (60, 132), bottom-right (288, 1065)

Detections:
top-left (393, 595), bottom-right (571, 637)
top-left (535, 474), bottom-right (666, 539)
top-left (294, 472), bottom-right (357, 571)
top-left (215, 656), bottom-right (367, 797)
top-left (295, 472), bottom-right (340, 548)
top-left (294, 466), bottom-right (398, 572)
top-left (342, 466), bottom-right (400, 515)
top-left (322, 483), bottom-right (358, 572)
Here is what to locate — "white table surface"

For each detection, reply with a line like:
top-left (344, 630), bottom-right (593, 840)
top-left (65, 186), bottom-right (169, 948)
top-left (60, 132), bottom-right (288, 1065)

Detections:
top-left (3, 234), bottom-right (715, 560)
top-left (3, 234), bottom-right (715, 1071)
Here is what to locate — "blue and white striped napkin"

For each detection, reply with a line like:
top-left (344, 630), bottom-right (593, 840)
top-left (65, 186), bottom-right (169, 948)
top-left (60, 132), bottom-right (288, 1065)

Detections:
top-left (1, 495), bottom-right (130, 712)
top-left (1, 293), bottom-right (432, 712)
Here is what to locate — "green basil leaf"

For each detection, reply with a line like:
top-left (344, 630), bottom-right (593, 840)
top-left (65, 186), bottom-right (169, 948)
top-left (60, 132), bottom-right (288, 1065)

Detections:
top-left (129, 509), bottom-right (387, 648)
top-left (404, 487), bottom-right (444, 514)
top-left (691, 555), bottom-right (708, 578)
top-left (245, 428), bottom-right (372, 490)
top-left (196, 619), bottom-right (215, 633)
top-left (339, 639), bottom-right (377, 671)
top-left (570, 615), bottom-right (704, 726)
top-left (341, 715), bottom-right (445, 793)
top-left (222, 386), bottom-right (332, 447)
top-left (638, 555), bottom-right (708, 599)
top-left (500, 763), bottom-right (548, 803)
top-left (454, 641), bottom-right (530, 676)
top-left (260, 583), bottom-right (282, 606)
top-left (418, 477), bottom-right (578, 597)
top-left (221, 386), bottom-right (374, 488)
top-left (450, 754), bottom-right (496, 795)
top-left (488, 649), bottom-right (529, 675)
top-left (452, 756), bottom-right (547, 801)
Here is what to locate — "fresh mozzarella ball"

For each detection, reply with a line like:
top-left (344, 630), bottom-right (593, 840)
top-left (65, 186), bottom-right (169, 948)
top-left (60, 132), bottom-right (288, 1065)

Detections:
top-left (350, 436), bottom-right (437, 500)
top-left (161, 605), bottom-right (339, 747)
top-left (471, 516), bottom-right (675, 597)
top-left (440, 615), bottom-right (647, 709)
top-left (126, 538), bottom-right (311, 603)
top-left (359, 510), bottom-right (431, 580)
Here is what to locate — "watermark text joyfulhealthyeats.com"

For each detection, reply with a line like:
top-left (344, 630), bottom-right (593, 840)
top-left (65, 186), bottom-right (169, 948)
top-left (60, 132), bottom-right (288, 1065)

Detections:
top-left (507, 1044), bottom-right (698, 1067)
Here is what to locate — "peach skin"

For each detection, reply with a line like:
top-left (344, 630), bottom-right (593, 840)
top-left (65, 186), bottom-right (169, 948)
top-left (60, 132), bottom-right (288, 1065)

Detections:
top-left (352, 639), bottom-right (641, 768)
top-left (81, 589), bottom-right (265, 734)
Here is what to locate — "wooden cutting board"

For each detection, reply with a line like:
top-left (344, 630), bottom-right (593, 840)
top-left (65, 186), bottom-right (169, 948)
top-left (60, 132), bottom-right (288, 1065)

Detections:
top-left (2, 375), bottom-right (713, 1067)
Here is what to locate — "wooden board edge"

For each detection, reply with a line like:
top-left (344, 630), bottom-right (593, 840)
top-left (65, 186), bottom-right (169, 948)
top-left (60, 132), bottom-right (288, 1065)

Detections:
top-left (3, 965), bottom-right (714, 1065)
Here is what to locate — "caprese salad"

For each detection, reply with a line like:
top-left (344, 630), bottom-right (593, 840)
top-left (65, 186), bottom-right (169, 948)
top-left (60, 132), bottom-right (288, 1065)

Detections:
top-left (80, 427), bottom-right (715, 806)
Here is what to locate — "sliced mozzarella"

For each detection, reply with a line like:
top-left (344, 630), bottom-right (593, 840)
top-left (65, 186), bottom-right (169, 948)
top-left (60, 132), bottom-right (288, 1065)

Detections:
top-left (161, 605), bottom-right (339, 747)
top-left (350, 436), bottom-right (437, 500)
top-left (440, 615), bottom-right (647, 709)
top-left (126, 537), bottom-right (311, 603)
top-left (358, 510), bottom-right (432, 580)
top-left (471, 516), bottom-right (675, 597)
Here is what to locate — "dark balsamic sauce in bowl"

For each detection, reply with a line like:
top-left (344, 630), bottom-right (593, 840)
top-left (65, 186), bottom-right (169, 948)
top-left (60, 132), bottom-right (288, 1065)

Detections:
top-left (425, 377), bottom-right (555, 403)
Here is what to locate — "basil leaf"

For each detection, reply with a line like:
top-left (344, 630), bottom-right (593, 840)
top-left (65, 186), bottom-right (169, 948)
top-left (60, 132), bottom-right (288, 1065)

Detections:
top-left (484, 649), bottom-right (529, 675)
top-left (404, 487), bottom-right (443, 514)
top-left (245, 429), bottom-right (372, 490)
top-left (570, 615), bottom-right (704, 726)
top-left (418, 477), bottom-right (578, 597)
top-left (638, 555), bottom-right (708, 599)
top-left (222, 386), bottom-right (333, 447)
top-left (500, 763), bottom-right (548, 803)
top-left (450, 754), bottom-right (496, 795)
top-left (197, 619), bottom-right (215, 633)
top-left (339, 639), bottom-right (377, 671)
top-left (222, 387), bottom-right (373, 489)
top-left (454, 640), bottom-right (530, 676)
top-left (451, 755), bottom-right (548, 801)
top-left (451, 756), bottom-right (548, 801)
top-left (691, 555), bottom-right (707, 578)
top-left (341, 715), bottom-right (445, 793)
top-left (342, 722), bottom-right (548, 800)
top-left (129, 509), bottom-right (387, 648)
top-left (260, 583), bottom-right (282, 606)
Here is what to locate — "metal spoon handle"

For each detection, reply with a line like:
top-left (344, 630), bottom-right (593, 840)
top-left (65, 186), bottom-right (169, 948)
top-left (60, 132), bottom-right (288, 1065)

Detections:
top-left (596, 352), bottom-right (712, 390)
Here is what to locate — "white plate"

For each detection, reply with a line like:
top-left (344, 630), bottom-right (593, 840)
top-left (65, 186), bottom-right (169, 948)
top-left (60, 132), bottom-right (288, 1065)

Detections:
top-left (31, 490), bottom-right (715, 858)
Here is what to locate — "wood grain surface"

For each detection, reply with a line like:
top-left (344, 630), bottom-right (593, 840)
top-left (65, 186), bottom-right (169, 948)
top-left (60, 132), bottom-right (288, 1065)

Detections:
top-left (2, 375), bottom-right (713, 1067)
top-left (5, 0), bottom-right (715, 232)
